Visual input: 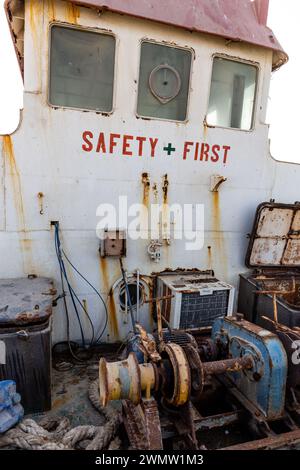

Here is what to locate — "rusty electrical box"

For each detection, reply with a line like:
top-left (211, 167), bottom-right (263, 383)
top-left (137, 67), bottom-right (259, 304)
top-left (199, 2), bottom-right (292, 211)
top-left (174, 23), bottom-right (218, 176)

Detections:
top-left (100, 229), bottom-right (127, 258)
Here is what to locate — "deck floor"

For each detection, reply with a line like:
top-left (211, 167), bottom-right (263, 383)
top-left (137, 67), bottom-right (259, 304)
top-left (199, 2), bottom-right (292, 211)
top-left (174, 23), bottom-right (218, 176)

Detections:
top-left (24, 350), bottom-right (300, 451)
top-left (29, 349), bottom-right (121, 428)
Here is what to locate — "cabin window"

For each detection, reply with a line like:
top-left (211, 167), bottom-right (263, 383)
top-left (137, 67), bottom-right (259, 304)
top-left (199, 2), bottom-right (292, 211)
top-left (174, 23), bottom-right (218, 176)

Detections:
top-left (137, 41), bottom-right (192, 122)
top-left (49, 25), bottom-right (115, 112)
top-left (207, 57), bottom-right (258, 130)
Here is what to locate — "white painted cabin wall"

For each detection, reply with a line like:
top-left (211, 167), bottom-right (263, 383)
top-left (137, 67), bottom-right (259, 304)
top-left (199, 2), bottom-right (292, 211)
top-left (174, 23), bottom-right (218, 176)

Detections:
top-left (0, 0), bottom-right (298, 343)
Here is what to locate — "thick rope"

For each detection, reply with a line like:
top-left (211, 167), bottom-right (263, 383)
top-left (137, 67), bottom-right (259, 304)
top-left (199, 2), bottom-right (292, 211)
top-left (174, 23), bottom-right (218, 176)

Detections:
top-left (0, 380), bottom-right (121, 450)
top-left (86, 379), bottom-right (122, 450)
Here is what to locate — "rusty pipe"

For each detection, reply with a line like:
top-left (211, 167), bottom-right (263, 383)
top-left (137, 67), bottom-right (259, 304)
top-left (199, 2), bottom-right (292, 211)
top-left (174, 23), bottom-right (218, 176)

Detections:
top-left (203, 355), bottom-right (253, 376)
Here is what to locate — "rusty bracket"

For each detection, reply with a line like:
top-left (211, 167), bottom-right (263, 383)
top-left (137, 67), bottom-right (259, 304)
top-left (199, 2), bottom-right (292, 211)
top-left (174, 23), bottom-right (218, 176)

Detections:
top-left (134, 323), bottom-right (161, 362)
top-left (145, 295), bottom-right (174, 346)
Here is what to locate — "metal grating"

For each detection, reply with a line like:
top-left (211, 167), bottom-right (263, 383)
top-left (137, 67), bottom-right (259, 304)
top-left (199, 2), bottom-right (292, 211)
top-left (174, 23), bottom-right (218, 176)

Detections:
top-left (179, 290), bottom-right (229, 328)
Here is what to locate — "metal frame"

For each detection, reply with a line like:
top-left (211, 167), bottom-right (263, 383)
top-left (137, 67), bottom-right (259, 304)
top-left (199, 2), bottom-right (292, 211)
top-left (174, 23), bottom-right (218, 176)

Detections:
top-left (135, 38), bottom-right (194, 124)
top-left (47, 21), bottom-right (117, 115)
top-left (160, 279), bottom-right (235, 329)
top-left (205, 53), bottom-right (260, 133)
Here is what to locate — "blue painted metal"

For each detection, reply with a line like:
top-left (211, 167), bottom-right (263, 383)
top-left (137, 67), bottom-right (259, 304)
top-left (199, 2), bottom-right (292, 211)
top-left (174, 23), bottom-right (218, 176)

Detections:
top-left (0, 380), bottom-right (24, 433)
top-left (211, 316), bottom-right (288, 420)
top-left (126, 334), bottom-right (155, 364)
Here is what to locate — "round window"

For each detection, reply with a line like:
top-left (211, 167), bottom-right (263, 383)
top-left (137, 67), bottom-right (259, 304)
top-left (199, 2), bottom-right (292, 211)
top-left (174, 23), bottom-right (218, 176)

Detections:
top-left (119, 282), bottom-right (144, 311)
top-left (149, 64), bottom-right (182, 104)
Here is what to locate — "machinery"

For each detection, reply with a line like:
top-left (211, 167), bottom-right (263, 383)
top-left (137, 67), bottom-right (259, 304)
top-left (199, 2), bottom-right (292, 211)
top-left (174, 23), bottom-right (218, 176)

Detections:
top-left (98, 314), bottom-right (295, 450)
top-left (238, 201), bottom-right (300, 418)
top-left (156, 271), bottom-right (235, 330)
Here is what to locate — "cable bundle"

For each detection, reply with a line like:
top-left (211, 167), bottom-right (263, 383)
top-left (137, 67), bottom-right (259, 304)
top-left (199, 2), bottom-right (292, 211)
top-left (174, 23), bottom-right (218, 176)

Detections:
top-left (53, 222), bottom-right (108, 362)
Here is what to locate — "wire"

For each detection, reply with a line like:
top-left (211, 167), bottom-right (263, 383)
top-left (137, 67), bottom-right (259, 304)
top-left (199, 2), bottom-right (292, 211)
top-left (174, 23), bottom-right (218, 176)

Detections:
top-left (55, 225), bottom-right (95, 347)
top-left (54, 223), bottom-right (108, 352)
top-left (55, 238), bottom-right (85, 362)
top-left (61, 249), bottom-right (108, 343)
top-left (54, 224), bottom-right (86, 348)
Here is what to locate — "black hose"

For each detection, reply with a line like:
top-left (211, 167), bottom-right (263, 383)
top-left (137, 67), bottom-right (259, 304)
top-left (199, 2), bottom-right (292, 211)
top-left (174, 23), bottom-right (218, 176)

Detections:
top-left (62, 249), bottom-right (108, 343)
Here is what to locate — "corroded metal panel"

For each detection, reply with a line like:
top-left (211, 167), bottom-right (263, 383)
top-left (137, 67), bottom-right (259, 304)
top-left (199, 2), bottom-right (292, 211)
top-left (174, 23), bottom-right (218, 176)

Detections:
top-left (247, 203), bottom-right (300, 268)
top-left (0, 277), bottom-right (55, 326)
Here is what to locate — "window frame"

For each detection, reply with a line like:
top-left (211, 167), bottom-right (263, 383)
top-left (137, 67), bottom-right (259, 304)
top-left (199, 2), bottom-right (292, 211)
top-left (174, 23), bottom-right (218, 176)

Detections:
top-left (135, 38), bottom-right (194, 124)
top-left (206, 53), bottom-right (260, 132)
top-left (47, 22), bottom-right (117, 114)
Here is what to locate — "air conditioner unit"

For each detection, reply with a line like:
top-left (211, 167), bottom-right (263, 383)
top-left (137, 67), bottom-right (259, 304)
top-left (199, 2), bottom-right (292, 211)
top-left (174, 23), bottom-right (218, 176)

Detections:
top-left (156, 271), bottom-right (234, 330)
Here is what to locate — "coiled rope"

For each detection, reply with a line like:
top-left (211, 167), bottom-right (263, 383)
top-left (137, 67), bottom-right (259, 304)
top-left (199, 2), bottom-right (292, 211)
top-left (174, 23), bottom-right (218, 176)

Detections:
top-left (0, 380), bottom-right (121, 450)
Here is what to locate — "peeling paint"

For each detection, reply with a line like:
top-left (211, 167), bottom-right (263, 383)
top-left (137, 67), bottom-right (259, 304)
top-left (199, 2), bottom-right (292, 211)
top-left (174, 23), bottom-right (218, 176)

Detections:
top-left (162, 174), bottom-right (169, 242)
top-left (152, 183), bottom-right (158, 204)
top-left (207, 245), bottom-right (212, 270)
top-left (142, 172), bottom-right (150, 207)
top-left (162, 174), bottom-right (169, 205)
top-left (141, 173), bottom-right (150, 237)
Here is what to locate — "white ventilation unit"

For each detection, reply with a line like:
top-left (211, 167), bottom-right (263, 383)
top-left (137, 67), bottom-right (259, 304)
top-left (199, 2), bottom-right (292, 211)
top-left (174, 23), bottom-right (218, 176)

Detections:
top-left (156, 271), bottom-right (234, 330)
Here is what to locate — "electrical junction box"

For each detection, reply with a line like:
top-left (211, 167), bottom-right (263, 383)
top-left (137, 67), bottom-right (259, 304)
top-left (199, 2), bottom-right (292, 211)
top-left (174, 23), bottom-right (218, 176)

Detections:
top-left (156, 271), bottom-right (235, 330)
top-left (100, 229), bottom-right (127, 258)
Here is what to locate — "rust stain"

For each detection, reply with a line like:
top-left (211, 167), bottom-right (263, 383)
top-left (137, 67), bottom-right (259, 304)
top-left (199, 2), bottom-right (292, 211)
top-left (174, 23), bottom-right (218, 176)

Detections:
top-left (29, 1), bottom-right (36, 35)
top-left (2, 136), bottom-right (25, 230)
top-left (152, 183), bottom-right (158, 204)
top-left (47, 0), bottom-right (56, 20)
top-left (66, 2), bottom-right (80, 24)
top-left (142, 173), bottom-right (150, 207)
top-left (141, 173), bottom-right (150, 237)
top-left (203, 118), bottom-right (208, 141)
top-left (212, 191), bottom-right (220, 231)
top-left (29, 1), bottom-right (43, 36)
top-left (99, 257), bottom-right (119, 339)
top-left (52, 395), bottom-right (69, 409)
top-left (29, 1), bottom-right (43, 88)
top-left (108, 294), bottom-right (119, 339)
top-left (162, 175), bottom-right (169, 243)
top-left (207, 245), bottom-right (212, 270)
top-left (37, 192), bottom-right (44, 215)
top-left (162, 174), bottom-right (169, 205)
top-left (211, 191), bottom-right (228, 278)
top-left (2, 136), bottom-right (34, 273)
top-left (99, 257), bottom-right (109, 291)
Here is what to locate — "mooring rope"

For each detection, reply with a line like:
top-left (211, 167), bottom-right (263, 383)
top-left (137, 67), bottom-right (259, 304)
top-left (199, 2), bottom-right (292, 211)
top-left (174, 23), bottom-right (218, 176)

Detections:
top-left (0, 380), bottom-right (121, 450)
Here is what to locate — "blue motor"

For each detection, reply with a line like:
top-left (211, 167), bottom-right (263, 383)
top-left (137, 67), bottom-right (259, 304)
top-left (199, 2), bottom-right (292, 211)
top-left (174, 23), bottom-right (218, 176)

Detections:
top-left (211, 315), bottom-right (288, 421)
top-left (0, 380), bottom-right (24, 433)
